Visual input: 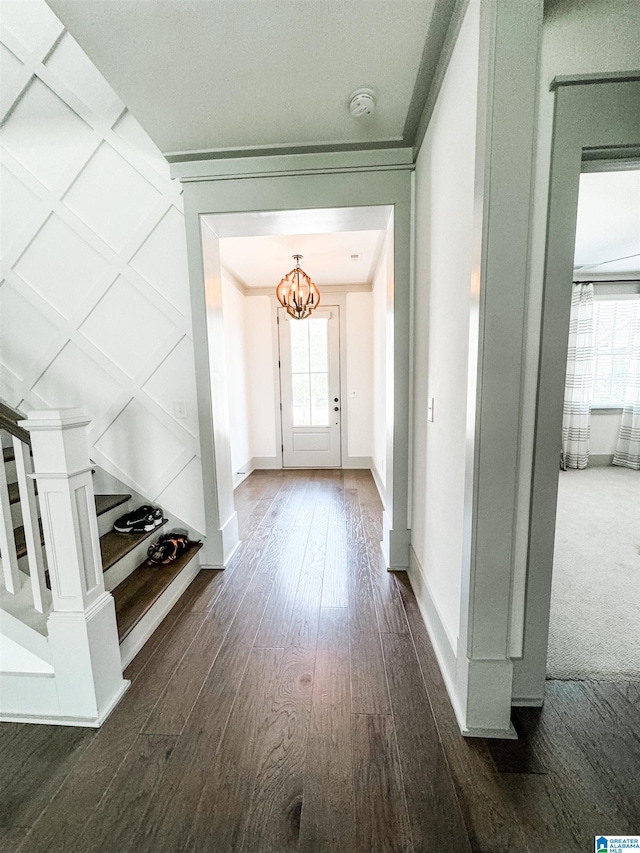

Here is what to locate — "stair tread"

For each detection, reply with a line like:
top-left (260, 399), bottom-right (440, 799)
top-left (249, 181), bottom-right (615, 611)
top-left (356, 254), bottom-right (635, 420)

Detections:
top-left (8, 488), bottom-right (129, 513)
top-left (100, 521), bottom-right (166, 573)
top-left (94, 493), bottom-right (131, 516)
top-left (113, 543), bottom-right (202, 642)
top-left (4, 494), bottom-right (133, 560)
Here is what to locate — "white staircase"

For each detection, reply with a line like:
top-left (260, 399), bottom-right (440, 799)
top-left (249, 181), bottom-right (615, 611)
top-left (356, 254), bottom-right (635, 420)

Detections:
top-left (0, 404), bottom-right (202, 726)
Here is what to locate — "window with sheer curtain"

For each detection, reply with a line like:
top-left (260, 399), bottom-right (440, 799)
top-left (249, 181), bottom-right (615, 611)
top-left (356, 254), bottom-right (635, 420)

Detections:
top-left (592, 298), bottom-right (639, 406)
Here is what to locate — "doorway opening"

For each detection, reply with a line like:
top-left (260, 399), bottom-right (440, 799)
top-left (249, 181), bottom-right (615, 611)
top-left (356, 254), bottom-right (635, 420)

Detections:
top-left (197, 203), bottom-right (396, 555)
top-left (548, 165), bottom-right (640, 683)
top-left (182, 167), bottom-right (412, 571)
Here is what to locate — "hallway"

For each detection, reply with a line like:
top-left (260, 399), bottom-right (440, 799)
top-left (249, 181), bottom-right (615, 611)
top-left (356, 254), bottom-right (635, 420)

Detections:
top-left (2, 470), bottom-right (639, 853)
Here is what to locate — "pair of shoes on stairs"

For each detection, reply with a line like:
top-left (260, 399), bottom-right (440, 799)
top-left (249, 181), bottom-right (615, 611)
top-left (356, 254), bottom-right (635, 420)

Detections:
top-left (113, 504), bottom-right (164, 534)
top-left (147, 532), bottom-right (201, 566)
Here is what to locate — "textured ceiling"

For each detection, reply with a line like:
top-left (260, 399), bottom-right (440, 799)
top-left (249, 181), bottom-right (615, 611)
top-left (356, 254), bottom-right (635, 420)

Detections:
top-left (45, 0), bottom-right (455, 158)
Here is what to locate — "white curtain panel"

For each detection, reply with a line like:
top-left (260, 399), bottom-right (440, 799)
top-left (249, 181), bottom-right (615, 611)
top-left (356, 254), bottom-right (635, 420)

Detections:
top-left (613, 300), bottom-right (640, 470)
top-left (561, 282), bottom-right (594, 470)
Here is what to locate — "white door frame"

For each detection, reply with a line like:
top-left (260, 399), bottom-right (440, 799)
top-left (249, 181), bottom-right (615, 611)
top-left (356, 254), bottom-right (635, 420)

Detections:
top-left (278, 306), bottom-right (342, 468)
top-left (178, 155), bottom-right (413, 570)
top-left (269, 291), bottom-right (364, 471)
top-left (513, 77), bottom-right (640, 703)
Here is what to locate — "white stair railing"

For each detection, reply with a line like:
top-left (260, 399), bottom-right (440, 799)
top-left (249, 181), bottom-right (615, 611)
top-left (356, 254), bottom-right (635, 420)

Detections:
top-left (1, 405), bottom-right (128, 725)
top-left (12, 436), bottom-right (47, 612)
top-left (0, 403), bottom-right (32, 599)
top-left (22, 409), bottom-right (128, 723)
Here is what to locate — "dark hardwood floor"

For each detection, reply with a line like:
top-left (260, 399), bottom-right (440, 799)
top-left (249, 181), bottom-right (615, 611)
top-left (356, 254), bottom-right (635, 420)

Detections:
top-left (2, 469), bottom-right (638, 853)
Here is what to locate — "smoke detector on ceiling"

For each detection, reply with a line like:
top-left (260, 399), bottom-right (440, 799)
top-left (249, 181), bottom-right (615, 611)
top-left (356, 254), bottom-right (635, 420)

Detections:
top-left (349, 89), bottom-right (377, 118)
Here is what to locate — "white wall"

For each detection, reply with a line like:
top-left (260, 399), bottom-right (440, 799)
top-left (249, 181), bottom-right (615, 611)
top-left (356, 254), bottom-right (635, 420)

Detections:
top-left (248, 290), bottom-right (376, 467)
top-left (372, 249), bottom-right (389, 490)
top-left (0, 0), bottom-right (205, 533)
top-left (590, 411), bottom-right (623, 458)
top-left (220, 274), bottom-right (251, 480)
top-left (346, 291), bottom-right (373, 459)
top-left (410, 0), bottom-right (480, 647)
top-left (244, 295), bottom-right (278, 461)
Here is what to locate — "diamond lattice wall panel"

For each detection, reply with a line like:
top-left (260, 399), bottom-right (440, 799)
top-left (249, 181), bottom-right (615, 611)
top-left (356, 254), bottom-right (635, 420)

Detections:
top-left (63, 142), bottom-right (161, 252)
top-left (0, 0), bottom-right (63, 55)
top-left (0, 77), bottom-right (93, 191)
top-left (0, 0), bottom-right (204, 536)
top-left (0, 282), bottom-right (61, 381)
top-left (32, 341), bottom-right (121, 423)
top-left (79, 276), bottom-right (176, 378)
top-left (0, 362), bottom-right (22, 406)
top-left (13, 214), bottom-right (110, 318)
top-left (1, 42), bottom-right (23, 81)
top-left (45, 32), bottom-right (122, 118)
top-left (0, 165), bottom-right (42, 259)
top-left (143, 337), bottom-right (200, 437)
top-left (95, 398), bottom-right (185, 496)
top-left (112, 110), bottom-right (170, 180)
top-left (157, 455), bottom-right (206, 534)
top-left (130, 207), bottom-right (190, 314)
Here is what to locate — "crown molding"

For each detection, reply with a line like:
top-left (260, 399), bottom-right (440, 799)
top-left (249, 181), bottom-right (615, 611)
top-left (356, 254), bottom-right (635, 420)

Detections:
top-left (170, 146), bottom-right (414, 181)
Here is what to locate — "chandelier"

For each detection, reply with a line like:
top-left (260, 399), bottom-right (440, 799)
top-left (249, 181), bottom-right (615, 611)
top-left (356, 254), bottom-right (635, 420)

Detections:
top-left (275, 255), bottom-right (320, 320)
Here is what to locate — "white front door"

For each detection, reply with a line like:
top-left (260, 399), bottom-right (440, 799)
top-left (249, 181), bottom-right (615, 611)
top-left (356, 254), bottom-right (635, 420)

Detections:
top-left (278, 307), bottom-right (341, 467)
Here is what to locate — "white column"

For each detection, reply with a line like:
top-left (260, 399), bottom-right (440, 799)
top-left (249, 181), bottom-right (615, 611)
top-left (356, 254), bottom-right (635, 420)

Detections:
top-left (21, 409), bottom-right (128, 725)
top-left (455, 0), bottom-right (543, 737)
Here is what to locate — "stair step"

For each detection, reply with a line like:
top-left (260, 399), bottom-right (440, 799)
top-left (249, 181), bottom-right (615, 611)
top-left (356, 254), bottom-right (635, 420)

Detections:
top-left (9, 486), bottom-right (124, 510)
top-left (100, 521), bottom-right (166, 573)
top-left (95, 493), bottom-right (131, 517)
top-left (4, 494), bottom-right (132, 561)
top-left (8, 481), bottom-right (21, 505)
top-left (113, 543), bottom-right (202, 641)
top-left (8, 477), bottom-right (109, 510)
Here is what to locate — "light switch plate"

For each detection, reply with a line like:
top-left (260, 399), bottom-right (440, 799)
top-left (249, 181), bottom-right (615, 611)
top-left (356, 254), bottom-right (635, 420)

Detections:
top-left (174, 400), bottom-right (188, 419)
top-left (427, 397), bottom-right (434, 422)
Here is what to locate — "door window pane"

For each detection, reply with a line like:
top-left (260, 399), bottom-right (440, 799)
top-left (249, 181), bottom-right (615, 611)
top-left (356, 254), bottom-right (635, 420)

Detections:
top-left (309, 318), bottom-right (328, 371)
top-left (290, 320), bottom-right (310, 373)
top-left (290, 316), bottom-right (330, 427)
top-left (292, 374), bottom-right (311, 425)
top-left (310, 372), bottom-right (329, 425)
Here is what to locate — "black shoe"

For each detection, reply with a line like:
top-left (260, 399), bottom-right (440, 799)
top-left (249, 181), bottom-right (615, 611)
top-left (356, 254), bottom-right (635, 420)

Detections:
top-left (147, 533), bottom-right (194, 565)
top-left (114, 505), bottom-right (164, 534)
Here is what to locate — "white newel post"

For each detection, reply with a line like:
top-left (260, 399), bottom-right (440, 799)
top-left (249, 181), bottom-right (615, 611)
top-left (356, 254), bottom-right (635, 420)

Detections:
top-left (20, 409), bottom-right (129, 725)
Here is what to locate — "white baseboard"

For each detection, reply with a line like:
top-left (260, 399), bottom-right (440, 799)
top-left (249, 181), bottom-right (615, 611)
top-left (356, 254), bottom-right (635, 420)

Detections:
top-left (407, 546), bottom-right (517, 740)
top-left (251, 455), bottom-right (282, 470)
top-left (588, 454), bottom-right (614, 467)
top-left (407, 545), bottom-right (458, 694)
top-left (0, 676), bottom-right (130, 727)
top-left (511, 696), bottom-right (544, 707)
top-left (342, 455), bottom-right (373, 469)
top-left (370, 463), bottom-right (386, 506)
top-left (233, 458), bottom-right (255, 488)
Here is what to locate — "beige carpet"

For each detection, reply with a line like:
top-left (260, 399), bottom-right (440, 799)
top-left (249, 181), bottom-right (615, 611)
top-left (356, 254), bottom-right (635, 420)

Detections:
top-left (547, 465), bottom-right (640, 681)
